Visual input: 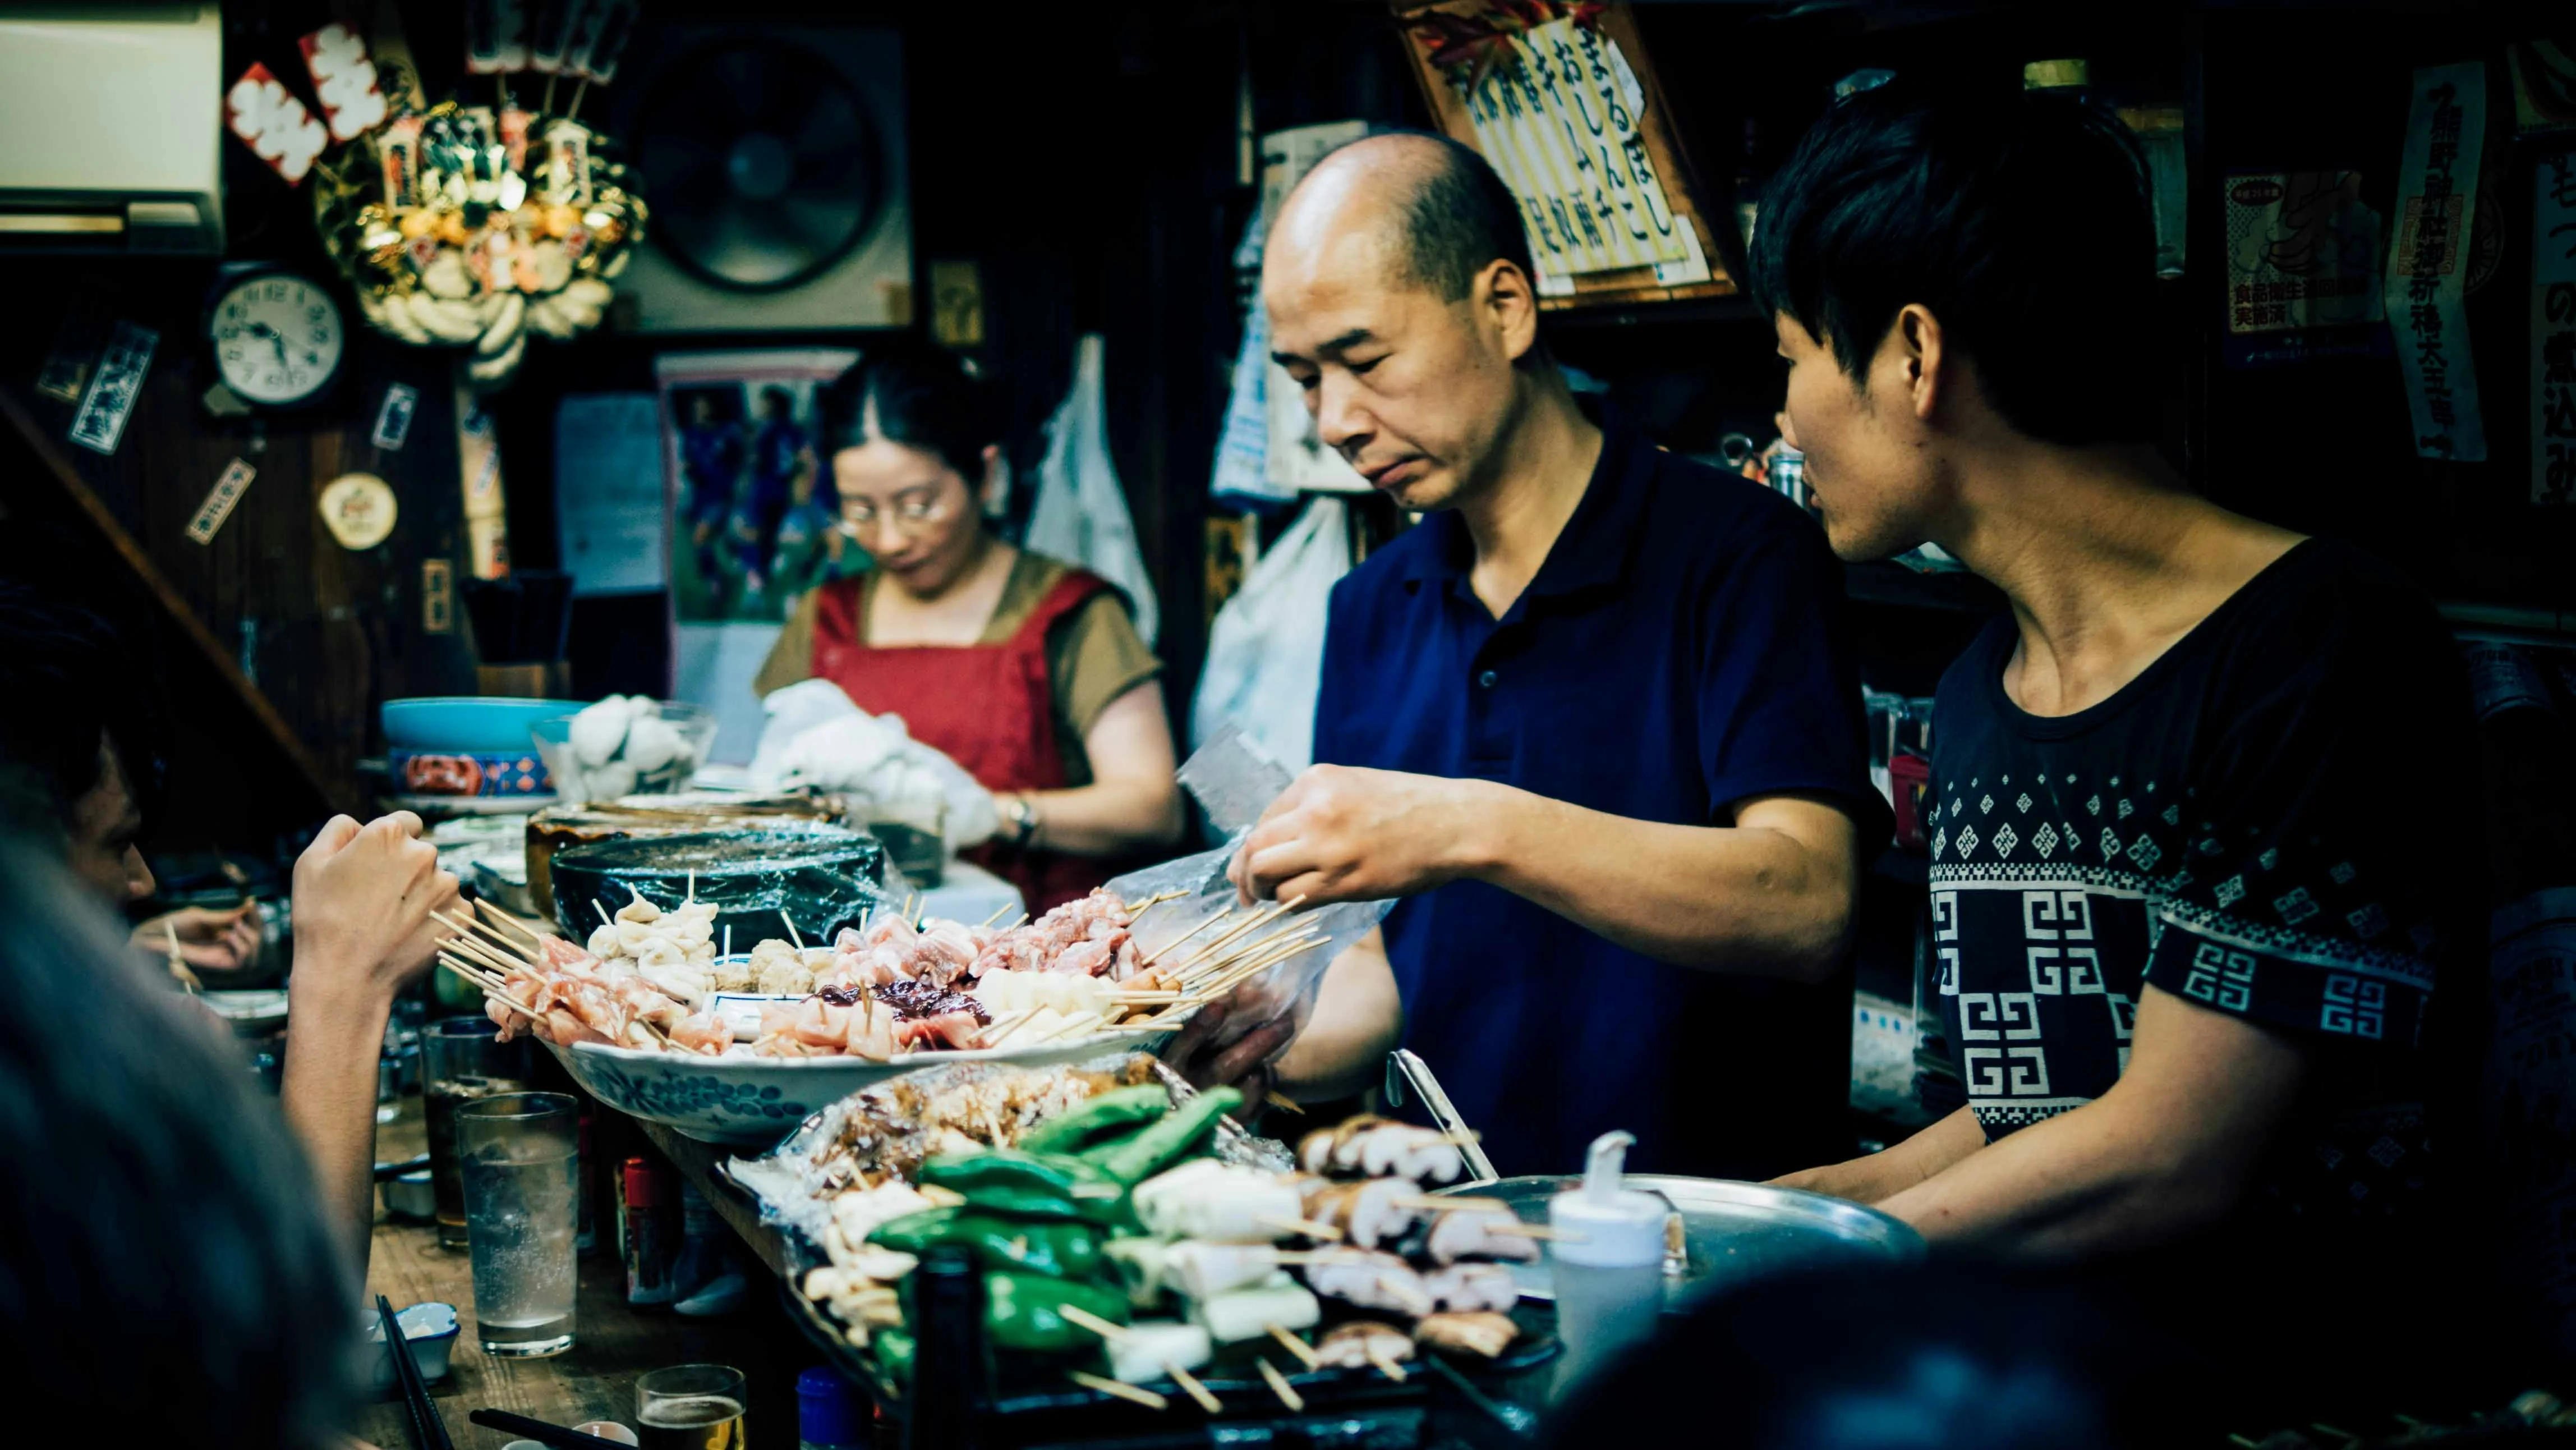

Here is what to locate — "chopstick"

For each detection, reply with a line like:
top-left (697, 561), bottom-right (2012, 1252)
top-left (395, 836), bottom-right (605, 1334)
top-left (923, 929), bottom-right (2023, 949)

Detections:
top-left (376, 1294), bottom-right (452, 1450)
top-left (467, 1409), bottom-right (638, 1449)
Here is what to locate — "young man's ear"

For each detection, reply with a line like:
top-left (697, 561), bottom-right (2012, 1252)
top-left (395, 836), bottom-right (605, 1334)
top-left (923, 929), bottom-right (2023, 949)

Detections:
top-left (1891, 303), bottom-right (1948, 423)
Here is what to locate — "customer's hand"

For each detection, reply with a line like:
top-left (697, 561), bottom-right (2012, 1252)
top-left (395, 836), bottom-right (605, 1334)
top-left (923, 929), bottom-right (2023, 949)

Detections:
top-left (288, 813), bottom-right (458, 1007)
top-left (1160, 988), bottom-right (1299, 1111)
top-left (131, 904), bottom-right (264, 974)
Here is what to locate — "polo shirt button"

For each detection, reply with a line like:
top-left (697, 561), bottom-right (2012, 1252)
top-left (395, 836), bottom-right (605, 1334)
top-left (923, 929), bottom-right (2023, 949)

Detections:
top-left (1476, 669), bottom-right (1498, 689)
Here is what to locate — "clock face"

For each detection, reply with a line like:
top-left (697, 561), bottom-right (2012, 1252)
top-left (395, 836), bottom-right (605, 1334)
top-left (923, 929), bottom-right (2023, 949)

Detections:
top-left (211, 273), bottom-right (344, 406)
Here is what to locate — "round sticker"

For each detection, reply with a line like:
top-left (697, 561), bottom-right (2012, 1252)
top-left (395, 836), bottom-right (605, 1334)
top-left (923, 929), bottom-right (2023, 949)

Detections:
top-left (319, 471), bottom-right (398, 549)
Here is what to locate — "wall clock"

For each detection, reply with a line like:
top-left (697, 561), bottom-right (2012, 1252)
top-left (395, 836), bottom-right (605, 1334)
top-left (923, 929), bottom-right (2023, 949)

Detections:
top-left (208, 267), bottom-right (346, 409)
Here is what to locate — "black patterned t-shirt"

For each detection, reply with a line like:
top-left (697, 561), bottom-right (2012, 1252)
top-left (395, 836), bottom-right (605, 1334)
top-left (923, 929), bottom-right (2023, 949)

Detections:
top-left (1926, 539), bottom-right (2480, 1232)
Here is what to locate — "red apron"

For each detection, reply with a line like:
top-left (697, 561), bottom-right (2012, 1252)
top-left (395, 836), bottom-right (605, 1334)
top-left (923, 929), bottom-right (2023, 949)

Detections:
top-left (811, 567), bottom-right (1114, 914)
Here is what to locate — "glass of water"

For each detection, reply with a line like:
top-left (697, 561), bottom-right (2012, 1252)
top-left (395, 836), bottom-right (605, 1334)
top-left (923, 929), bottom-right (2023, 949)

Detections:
top-left (424, 1016), bottom-right (527, 1249)
top-left (636, 1364), bottom-right (748, 1449)
top-left (458, 1091), bottom-right (580, 1357)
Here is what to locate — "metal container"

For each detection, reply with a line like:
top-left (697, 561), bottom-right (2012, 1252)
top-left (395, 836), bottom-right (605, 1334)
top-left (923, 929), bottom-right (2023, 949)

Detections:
top-left (1436, 1175), bottom-right (1923, 1312)
top-left (548, 825), bottom-right (887, 946)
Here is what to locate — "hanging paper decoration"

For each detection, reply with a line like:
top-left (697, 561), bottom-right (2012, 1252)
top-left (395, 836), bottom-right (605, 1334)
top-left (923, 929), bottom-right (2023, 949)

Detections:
top-left (263, 3), bottom-right (647, 386)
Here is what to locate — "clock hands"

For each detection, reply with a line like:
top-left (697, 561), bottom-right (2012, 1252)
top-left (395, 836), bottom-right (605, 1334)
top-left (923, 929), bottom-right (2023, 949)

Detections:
top-left (243, 319), bottom-right (290, 369)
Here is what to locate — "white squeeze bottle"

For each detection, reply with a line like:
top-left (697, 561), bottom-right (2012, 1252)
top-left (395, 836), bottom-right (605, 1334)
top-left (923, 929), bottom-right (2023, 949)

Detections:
top-left (1547, 1130), bottom-right (1668, 1398)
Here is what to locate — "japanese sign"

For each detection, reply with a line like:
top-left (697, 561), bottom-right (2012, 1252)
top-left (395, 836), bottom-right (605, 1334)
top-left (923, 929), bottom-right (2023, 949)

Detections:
top-left (2386, 63), bottom-right (2489, 462)
top-left (2220, 170), bottom-right (2386, 369)
top-left (1447, 17), bottom-right (1709, 290)
top-left (185, 458), bottom-right (256, 545)
top-left (2534, 150), bottom-right (2576, 505)
top-left (67, 322), bottom-right (158, 456)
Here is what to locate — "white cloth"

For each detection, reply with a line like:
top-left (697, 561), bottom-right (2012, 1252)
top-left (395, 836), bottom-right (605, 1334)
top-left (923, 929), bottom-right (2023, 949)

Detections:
top-left (1189, 496), bottom-right (1351, 772)
top-left (1025, 334), bottom-right (1160, 646)
top-left (746, 679), bottom-right (1001, 848)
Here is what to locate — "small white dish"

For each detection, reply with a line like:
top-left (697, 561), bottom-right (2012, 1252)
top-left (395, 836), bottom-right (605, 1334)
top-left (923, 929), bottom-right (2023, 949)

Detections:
top-left (363, 1301), bottom-right (460, 1389)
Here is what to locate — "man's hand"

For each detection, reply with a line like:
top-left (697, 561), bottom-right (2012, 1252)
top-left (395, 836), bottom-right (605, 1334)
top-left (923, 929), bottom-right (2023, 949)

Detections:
top-left (289, 813), bottom-right (459, 1007)
top-left (1228, 765), bottom-right (1491, 906)
top-left (1161, 990), bottom-right (1299, 1106)
top-left (132, 904), bottom-right (264, 974)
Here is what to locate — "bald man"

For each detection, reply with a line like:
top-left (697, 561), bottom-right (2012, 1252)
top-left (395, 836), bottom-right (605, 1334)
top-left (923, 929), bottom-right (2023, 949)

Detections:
top-left (1200, 134), bottom-right (1888, 1177)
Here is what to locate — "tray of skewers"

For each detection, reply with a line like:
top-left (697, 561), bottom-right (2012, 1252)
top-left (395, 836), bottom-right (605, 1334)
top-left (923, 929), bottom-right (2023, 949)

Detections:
top-left (743, 1053), bottom-right (1560, 1433)
top-left (435, 868), bottom-right (1376, 1146)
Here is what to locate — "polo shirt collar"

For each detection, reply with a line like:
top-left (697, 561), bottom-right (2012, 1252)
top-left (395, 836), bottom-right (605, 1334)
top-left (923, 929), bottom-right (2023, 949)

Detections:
top-left (1397, 394), bottom-right (1654, 605)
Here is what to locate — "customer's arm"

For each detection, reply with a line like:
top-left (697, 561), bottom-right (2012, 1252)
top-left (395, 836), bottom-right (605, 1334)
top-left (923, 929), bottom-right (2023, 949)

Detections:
top-left (1772, 1106), bottom-right (1988, 1205)
top-left (1870, 986), bottom-right (2306, 1259)
top-left (1165, 926), bottom-right (1399, 1104)
top-left (1018, 682), bottom-right (1184, 857)
top-left (279, 813), bottom-right (459, 1266)
top-left (1229, 768), bottom-right (1860, 981)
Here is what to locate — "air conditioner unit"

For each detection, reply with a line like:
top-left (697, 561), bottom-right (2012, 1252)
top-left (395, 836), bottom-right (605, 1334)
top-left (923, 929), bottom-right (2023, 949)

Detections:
top-left (605, 23), bottom-right (912, 333)
top-left (0, 4), bottom-right (224, 255)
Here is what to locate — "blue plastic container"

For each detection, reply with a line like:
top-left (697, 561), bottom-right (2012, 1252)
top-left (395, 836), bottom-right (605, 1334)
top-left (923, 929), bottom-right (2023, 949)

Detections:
top-left (380, 696), bottom-right (584, 753)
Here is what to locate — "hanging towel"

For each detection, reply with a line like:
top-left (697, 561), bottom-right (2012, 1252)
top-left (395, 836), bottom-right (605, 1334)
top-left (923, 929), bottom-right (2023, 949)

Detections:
top-left (1025, 333), bottom-right (1160, 646)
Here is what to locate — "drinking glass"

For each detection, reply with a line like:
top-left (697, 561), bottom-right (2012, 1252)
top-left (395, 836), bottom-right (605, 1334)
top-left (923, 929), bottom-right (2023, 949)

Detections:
top-left (636, 1364), bottom-right (748, 1449)
top-left (424, 1016), bottom-right (528, 1248)
top-left (458, 1091), bottom-right (580, 1357)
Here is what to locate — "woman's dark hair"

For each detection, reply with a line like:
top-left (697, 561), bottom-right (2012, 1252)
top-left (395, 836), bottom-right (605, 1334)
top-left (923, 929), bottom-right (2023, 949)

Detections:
top-left (817, 342), bottom-right (1002, 483)
top-left (0, 583), bottom-right (167, 833)
top-left (0, 838), bottom-right (353, 1446)
top-left (1748, 76), bottom-right (2158, 447)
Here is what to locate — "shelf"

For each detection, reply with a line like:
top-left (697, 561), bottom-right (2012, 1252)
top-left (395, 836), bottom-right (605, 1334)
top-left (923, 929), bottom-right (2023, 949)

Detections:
top-left (1843, 560), bottom-right (2005, 613)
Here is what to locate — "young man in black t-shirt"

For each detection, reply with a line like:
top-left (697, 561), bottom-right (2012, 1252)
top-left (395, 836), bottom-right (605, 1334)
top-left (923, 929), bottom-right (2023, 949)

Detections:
top-left (1751, 80), bottom-right (2486, 1397)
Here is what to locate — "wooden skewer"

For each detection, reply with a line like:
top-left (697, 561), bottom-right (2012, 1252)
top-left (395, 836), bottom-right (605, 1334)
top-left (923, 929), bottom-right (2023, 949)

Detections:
top-left (1163, 897), bottom-right (1303, 976)
top-left (436, 908), bottom-right (539, 965)
top-left (1137, 904), bottom-right (1236, 966)
top-left (779, 910), bottom-right (806, 952)
top-left (594, 898), bottom-right (615, 932)
top-left (975, 1009), bottom-right (1037, 1049)
top-left (1267, 1323), bottom-right (1320, 1370)
top-left (1180, 918), bottom-right (1319, 978)
top-left (1058, 1304), bottom-right (1126, 1340)
top-left (165, 922), bottom-right (201, 994)
top-left (1255, 1214), bottom-right (1342, 1242)
top-left (472, 897), bottom-right (542, 946)
top-left (1256, 1358), bottom-right (1304, 1412)
top-left (1165, 1360), bottom-right (1221, 1414)
top-left (979, 902), bottom-right (1016, 928)
top-left (1367, 1347), bottom-right (1410, 1382)
top-left (1264, 1090), bottom-right (1305, 1116)
top-left (1068, 1371), bottom-right (1166, 1410)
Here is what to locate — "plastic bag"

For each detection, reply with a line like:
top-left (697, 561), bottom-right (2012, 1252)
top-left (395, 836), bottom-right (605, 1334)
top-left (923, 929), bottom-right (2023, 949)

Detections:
top-left (1025, 333), bottom-right (1160, 646)
top-left (746, 678), bottom-right (1001, 848)
top-left (1189, 496), bottom-right (1351, 774)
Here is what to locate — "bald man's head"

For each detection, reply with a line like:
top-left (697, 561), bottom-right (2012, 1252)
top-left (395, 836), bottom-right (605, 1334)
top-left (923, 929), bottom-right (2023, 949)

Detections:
top-left (1273, 132), bottom-right (1534, 304)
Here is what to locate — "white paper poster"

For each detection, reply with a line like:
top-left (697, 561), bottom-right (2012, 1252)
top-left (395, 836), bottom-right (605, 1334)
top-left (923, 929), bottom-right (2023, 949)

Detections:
top-left (553, 392), bottom-right (668, 594)
top-left (2532, 150), bottom-right (2576, 504)
top-left (2387, 63), bottom-right (2490, 461)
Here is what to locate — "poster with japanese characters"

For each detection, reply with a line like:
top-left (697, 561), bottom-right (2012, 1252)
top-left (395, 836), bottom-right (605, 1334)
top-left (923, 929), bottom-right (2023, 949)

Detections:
top-left (1399, 2), bottom-right (1728, 309)
top-left (2534, 150), bottom-right (2576, 505)
top-left (2386, 63), bottom-right (2490, 461)
top-left (2219, 170), bottom-right (2386, 369)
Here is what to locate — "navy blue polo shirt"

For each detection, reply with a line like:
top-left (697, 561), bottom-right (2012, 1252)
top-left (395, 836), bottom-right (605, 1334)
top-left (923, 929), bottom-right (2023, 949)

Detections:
top-left (1312, 402), bottom-right (1885, 1179)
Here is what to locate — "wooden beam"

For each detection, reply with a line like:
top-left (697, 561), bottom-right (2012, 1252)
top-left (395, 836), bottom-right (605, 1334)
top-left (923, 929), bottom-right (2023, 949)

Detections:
top-left (0, 386), bottom-right (346, 816)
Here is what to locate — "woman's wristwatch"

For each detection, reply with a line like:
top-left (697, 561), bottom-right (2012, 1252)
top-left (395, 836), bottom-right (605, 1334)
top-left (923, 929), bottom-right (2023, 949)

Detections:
top-left (998, 791), bottom-right (1041, 849)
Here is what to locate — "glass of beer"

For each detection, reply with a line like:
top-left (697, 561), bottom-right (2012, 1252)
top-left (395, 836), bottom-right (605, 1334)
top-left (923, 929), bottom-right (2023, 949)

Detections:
top-left (637, 1364), bottom-right (748, 1449)
top-left (459, 1091), bottom-right (581, 1357)
top-left (424, 1016), bottom-right (527, 1249)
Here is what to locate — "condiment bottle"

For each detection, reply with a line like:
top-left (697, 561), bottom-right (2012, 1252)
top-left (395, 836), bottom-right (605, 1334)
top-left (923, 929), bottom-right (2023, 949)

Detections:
top-left (903, 1246), bottom-right (988, 1450)
top-left (621, 1155), bottom-right (675, 1307)
top-left (1547, 1130), bottom-right (1666, 1398)
top-left (797, 1365), bottom-right (867, 1450)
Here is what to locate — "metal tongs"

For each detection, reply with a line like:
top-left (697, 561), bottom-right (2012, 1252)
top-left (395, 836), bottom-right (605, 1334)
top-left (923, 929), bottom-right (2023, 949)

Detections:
top-left (1384, 1048), bottom-right (1500, 1185)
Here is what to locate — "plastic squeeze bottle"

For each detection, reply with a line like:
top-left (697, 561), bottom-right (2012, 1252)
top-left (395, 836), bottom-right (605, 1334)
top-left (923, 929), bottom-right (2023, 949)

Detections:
top-left (1547, 1130), bottom-right (1667, 1397)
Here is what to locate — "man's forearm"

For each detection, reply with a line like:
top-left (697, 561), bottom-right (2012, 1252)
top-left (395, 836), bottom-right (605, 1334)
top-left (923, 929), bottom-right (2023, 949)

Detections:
top-left (280, 970), bottom-right (393, 1271)
top-left (1273, 934), bottom-right (1402, 1100)
top-left (1876, 1096), bottom-right (2239, 1258)
top-left (1465, 785), bottom-right (1856, 978)
top-left (1774, 1105), bottom-right (1984, 1205)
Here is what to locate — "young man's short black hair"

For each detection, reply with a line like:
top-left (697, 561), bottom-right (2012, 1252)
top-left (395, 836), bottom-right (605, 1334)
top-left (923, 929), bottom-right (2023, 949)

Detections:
top-left (1382, 130), bottom-right (1538, 304)
top-left (1749, 77), bottom-right (2158, 447)
top-left (0, 584), bottom-right (165, 832)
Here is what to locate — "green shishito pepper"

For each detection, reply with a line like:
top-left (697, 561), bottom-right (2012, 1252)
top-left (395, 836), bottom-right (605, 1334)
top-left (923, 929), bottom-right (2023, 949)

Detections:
top-left (1091, 1086), bottom-right (1243, 1185)
top-left (918, 1148), bottom-right (1130, 1225)
top-left (983, 1272), bottom-right (1130, 1354)
top-left (873, 1325), bottom-right (915, 1385)
top-left (1018, 1086), bottom-right (1173, 1157)
top-left (868, 1206), bottom-right (1105, 1281)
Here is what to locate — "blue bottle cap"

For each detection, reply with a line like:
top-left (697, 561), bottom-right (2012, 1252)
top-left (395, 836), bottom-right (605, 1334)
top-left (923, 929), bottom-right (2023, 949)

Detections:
top-left (798, 1365), bottom-right (867, 1448)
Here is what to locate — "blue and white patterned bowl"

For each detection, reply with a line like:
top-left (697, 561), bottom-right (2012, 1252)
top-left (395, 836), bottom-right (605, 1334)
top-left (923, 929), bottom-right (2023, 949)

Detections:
top-left (549, 1025), bottom-right (1179, 1148)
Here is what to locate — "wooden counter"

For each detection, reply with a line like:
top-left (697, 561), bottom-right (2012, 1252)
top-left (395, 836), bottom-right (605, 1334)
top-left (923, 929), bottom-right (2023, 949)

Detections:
top-left (353, 1099), bottom-right (824, 1449)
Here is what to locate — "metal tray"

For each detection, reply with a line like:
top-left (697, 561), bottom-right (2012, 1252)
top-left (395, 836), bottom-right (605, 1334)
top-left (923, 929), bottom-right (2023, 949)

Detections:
top-left (1433, 1174), bottom-right (1924, 1311)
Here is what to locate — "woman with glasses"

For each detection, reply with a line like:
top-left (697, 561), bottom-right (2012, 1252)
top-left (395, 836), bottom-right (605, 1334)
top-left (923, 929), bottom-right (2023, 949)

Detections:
top-left (754, 344), bottom-right (1184, 911)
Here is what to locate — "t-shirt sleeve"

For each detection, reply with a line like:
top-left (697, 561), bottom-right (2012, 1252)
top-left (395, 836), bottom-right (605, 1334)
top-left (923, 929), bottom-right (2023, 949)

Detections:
top-left (1694, 515), bottom-right (1892, 846)
top-left (753, 588), bottom-right (822, 699)
top-left (1310, 572), bottom-right (1362, 769)
top-left (1049, 592), bottom-right (1162, 740)
top-left (2140, 594), bottom-right (2469, 1053)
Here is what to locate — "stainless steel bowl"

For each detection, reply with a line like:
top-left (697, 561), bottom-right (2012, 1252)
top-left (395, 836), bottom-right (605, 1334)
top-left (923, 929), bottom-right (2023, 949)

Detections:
top-left (1434, 1174), bottom-right (1924, 1311)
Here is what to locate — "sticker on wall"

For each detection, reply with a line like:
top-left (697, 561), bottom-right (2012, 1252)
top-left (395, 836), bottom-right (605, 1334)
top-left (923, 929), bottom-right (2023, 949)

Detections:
top-left (67, 322), bottom-right (158, 456)
top-left (2533, 150), bottom-right (2576, 506)
top-left (319, 471), bottom-right (398, 550)
top-left (422, 557), bottom-right (455, 633)
top-left (2387, 62), bottom-right (2490, 461)
top-left (186, 458), bottom-right (257, 544)
top-left (372, 382), bottom-right (420, 451)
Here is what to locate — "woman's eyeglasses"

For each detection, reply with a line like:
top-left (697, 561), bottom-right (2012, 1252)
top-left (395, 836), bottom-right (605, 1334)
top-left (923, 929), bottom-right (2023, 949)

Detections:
top-left (839, 494), bottom-right (951, 539)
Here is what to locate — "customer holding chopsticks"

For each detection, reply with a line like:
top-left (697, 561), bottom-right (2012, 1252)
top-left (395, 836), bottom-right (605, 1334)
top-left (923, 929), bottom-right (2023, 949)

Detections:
top-left (1193, 133), bottom-right (1888, 1181)
top-left (1751, 79), bottom-right (2488, 1405)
